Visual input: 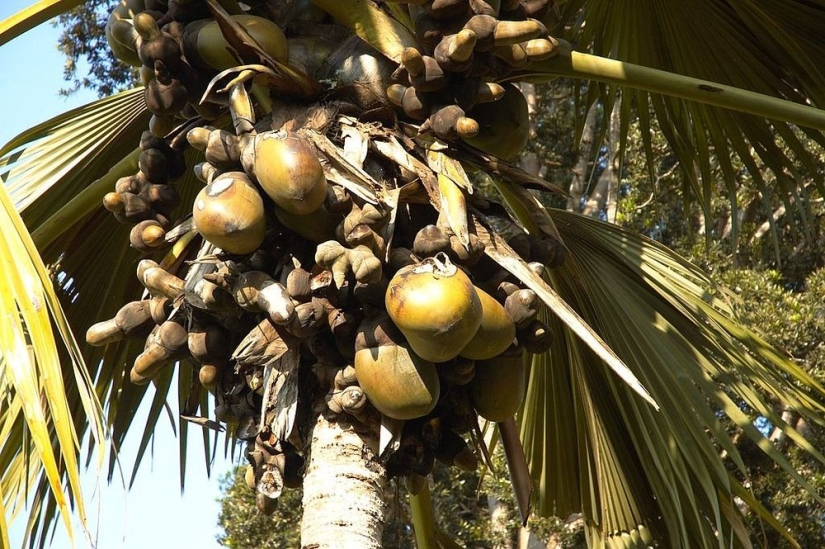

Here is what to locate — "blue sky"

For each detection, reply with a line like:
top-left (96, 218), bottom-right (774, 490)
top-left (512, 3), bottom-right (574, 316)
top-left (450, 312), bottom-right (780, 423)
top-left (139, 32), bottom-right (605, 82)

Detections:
top-left (1, 2), bottom-right (237, 548)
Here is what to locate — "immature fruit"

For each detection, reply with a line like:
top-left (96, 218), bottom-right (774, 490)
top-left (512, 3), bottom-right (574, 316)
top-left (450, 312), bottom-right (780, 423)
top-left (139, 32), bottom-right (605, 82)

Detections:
top-left (86, 300), bottom-right (154, 346)
top-left (354, 314), bottom-right (440, 420)
top-left (463, 83), bottom-right (530, 159)
top-left (385, 254), bottom-right (482, 363)
top-left (251, 131), bottom-right (328, 215)
top-left (133, 12), bottom-right (182, 72)
top-left (469, 347), bottom-right (527, 422)
top-left (105, 18), bottom-right (141, 67)
top-left (459, 287), bottom-right (516, 360)
top-left (192, 171), bottom-right (266, 254)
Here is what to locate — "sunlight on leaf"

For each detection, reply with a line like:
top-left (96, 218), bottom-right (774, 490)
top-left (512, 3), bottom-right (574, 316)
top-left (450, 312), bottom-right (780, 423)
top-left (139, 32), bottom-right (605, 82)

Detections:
top-left (0, 182), bottom-right (105, 547)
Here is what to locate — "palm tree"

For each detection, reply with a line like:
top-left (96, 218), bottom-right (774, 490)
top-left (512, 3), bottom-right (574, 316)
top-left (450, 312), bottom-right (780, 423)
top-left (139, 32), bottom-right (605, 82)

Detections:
top-left (2, 0), bottom-right (825, 547)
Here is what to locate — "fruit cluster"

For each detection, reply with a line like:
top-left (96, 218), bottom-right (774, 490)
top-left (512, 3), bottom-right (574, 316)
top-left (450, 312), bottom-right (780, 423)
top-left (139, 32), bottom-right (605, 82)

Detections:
top-left (90, 0), bottom-right (562, 508)
top-left (387, 3), bottom-right (558, 156)
top-left (102, 131), bottom-right (185, 252)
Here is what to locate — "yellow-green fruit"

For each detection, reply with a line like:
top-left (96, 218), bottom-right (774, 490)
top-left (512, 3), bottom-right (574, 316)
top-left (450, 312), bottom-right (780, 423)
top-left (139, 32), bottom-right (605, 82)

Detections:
top-left (355, 343), bottom-right (440, 420)
top-left (354, 314), bottom-right (440, 420)
top-left (385, 254), bottom-right (482, 363)
top-left (459, 287), bottom-right (516, 360)
top-left (106, 19), bottom-right (141, 67)
top-left (190, 15), bottom-right (288, 71)
top-left (462, 83), bottom-right (530, 159)
top-left (275, 202), bottom-right (343, 243)
top-left (192, 172), bottom-right (266, 254)
top-left (469, 348), bottom-right (527, 422)
top-left (253, 131), bottom-right (328, 215)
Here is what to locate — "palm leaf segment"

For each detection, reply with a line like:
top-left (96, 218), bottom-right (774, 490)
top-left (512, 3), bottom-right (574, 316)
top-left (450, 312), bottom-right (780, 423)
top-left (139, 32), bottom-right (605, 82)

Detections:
top-left (523, 211), bottom-right (825, 548)
top-left (2, 0), bottom-right (825, 547)
top-left (546, 0), bottom-right (825, 245)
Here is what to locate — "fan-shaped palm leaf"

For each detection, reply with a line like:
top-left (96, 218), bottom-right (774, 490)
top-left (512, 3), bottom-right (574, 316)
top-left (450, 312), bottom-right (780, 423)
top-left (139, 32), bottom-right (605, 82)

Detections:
top-left (0, 80), bottom-right (209, 544)
top-left (517, 209), bottom-right (825, 547)
top-left (545, 0), bottom-right (825, 239)
top-left (0, 180), bottom-right (105, 549)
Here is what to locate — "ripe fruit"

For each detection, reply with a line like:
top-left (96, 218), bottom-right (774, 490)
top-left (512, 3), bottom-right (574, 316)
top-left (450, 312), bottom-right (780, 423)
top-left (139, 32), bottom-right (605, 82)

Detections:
top-left (385, 254), bottom-right (482, 363)
top-left (192, 171), bottom-right (266, 254)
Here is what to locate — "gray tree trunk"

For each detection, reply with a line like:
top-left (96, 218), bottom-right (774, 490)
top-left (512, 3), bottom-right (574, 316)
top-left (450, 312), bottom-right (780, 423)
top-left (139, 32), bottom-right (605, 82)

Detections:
top-left (582, 96), bottom-right (621, 221)
top-left (567, 104), bottom-right (599, 212)
top-left (300, 411), bottom-right (386, 548)
top-left (488, 494), bottom-right (514, 549)
top-left (518, 83), bottom-right (542, 178)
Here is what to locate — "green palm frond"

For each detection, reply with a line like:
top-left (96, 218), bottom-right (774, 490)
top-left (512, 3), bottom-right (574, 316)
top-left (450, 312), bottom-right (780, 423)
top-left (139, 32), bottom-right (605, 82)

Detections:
top-left (519, 209), bottom-right (824, 547)
top-left (549, 0), bottom-right (825, 236)
top-left (0, 86), bottom-right (211, 544)
top-left (1, 87), bottom-right (148, 244)
top-left (0, 180), bottom-right (105, 549)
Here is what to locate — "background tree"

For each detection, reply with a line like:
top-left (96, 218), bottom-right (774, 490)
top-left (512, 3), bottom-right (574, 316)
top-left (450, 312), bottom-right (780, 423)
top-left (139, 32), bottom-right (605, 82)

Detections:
top-left (55, 0), bottom-right (137, 96)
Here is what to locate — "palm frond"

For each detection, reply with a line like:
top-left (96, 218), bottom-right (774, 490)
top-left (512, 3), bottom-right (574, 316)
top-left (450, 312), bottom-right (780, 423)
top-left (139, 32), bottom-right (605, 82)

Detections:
top-left (548, 0), bottom-right (825, 236)
top-left (0, 87), bottom-right (211, 545)
top-left (0, 0), bottom-right (84, 47)
top-left (519, 209), bottom-right (825, 547)
top-left (1, 87), bottom-right (148, 241)
top-left (0, 179), bottom-right (105, 548)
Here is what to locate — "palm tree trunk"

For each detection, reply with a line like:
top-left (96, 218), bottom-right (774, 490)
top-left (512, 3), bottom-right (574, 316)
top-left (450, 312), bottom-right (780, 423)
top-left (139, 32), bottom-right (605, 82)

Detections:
top-left (300, 411), bottom-right (387, 548)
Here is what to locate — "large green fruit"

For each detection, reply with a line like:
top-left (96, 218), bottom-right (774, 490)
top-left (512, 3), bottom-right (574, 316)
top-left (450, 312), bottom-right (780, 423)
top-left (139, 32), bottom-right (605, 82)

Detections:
top-left (354, 314), bottom-right (440, 420)
top-left (385, 254), bottom-right (482, 363)
top-left (469, 348), bottom-right (527, 422)
top-left (192, 172), bottom-right (266, 254)
top-left (184, 15), bottom-right (288, 71)
top-left (462, 83), bottom-right (530, 159)
top-left (252, 131), bottom-right (328, 215)
top-left (460, 287), bottom-right (516, 360)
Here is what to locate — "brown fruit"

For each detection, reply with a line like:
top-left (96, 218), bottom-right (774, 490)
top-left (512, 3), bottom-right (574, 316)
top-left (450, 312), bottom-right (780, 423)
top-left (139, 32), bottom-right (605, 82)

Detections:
top-left (86, 300), bottom-right (154, 346)
top-left (192, 171), bottom-right (266, 254)
top-left (463, 82), bottom-right (530, 159)
top-left (133, 12), bottom-right (182, 72)
top-left (385, 254), bottom-right (482, 363)
top-left (129, 219), bottom-right (166, 251)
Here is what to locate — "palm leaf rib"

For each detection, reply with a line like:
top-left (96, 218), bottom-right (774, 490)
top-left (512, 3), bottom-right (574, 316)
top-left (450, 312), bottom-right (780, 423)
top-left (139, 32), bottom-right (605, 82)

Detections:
top-left (540, 0), bottom-right (825, 238)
